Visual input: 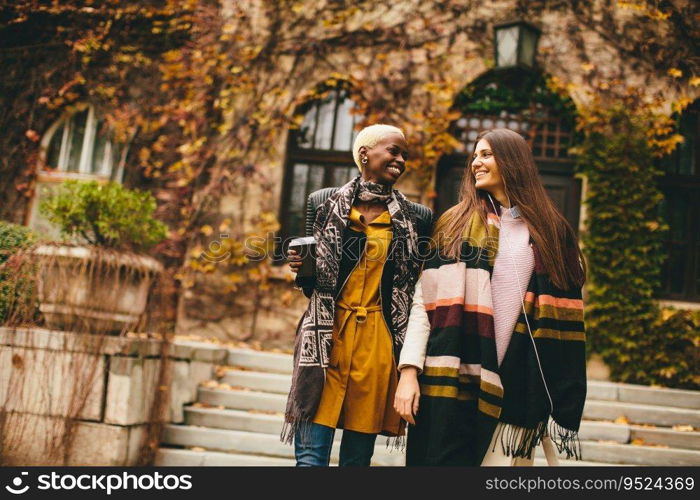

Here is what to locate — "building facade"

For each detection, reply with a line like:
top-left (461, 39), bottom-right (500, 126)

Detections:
top-left (4, 0), bottom-right (698, 349)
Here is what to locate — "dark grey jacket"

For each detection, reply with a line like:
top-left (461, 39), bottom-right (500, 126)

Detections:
top-left (295, 186), bottom-right (433, 339)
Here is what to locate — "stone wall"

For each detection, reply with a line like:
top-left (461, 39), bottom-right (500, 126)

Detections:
top-left (0, 327), bottom-right (228, 466)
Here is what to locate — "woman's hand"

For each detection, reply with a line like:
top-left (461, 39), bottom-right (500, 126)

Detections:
top-left (287, 248), bottom-right (302, 274)
top-left (394, 366), bottom-right (420, 425)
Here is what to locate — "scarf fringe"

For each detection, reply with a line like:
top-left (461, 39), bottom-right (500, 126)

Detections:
top-left (548, 419), bottom-right (582, 460)
top-left (498, 420), bottom-right (548, 459)
top-left (494, 420), bottom-right (582, 461)
top-left (385, 435), bottom-right (406, 453)
top-left (280, 414), bottom-right (313, 445)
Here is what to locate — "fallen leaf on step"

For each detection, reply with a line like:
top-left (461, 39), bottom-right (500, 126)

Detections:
top-left (269, 347), bottom-right (293, 354)
top-left (174, 334), bottom-right (222, 345)
top-left (672, 425), bottom-right (694, 432)
top-left (635, 423), bottom-right (656, 429)
top-left (192, 402), bottom-right (215, 408)
top-left (614, 416), bottom-right (629, 425)
top-left (631, 439), bottom-right (670, 448)
top-left (188, 447), bottom-right (206, 452)
top-left (201, 380), bottom-right (219, 388)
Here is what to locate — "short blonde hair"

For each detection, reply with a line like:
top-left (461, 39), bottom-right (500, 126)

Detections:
top-left (352, 124), bottom-right (405, 171)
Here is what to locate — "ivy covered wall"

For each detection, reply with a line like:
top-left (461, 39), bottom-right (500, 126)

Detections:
top-left (574, 88), bottom-right (698, 389)
top-left (1, 1), bottom-right (698, 385)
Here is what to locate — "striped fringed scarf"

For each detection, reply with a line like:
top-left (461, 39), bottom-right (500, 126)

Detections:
top-left (406, 201), bottom-right (586, 466)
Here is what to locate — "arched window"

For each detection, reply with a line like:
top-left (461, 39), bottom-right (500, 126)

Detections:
top-left (27, 105), bottom-right (126, 235)
top-left (437, 68), bottom-right (581, 232)
top-left (43, 105), bottom-right (124, 179)
top-left (279, 84), bottom-right (360, 241)
top-left (658, 100), bottom-right (700, 302)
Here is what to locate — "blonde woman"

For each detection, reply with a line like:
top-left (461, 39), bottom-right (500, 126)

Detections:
top-left (395, 128), bottom-right (587, 466)
top-left (282, 124), bottom-right (433, 466)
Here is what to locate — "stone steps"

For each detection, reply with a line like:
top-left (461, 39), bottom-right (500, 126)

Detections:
top-left (184, 407), bottom-right (378, 445)
top-left (196, 384), bottom-right (700, 430)
top-left (183, 405), bottom-right (700, 451)
top-left (583, 400), bottom-right (700, 428)
top-left (185, 407), bottom-right (284, 435)
top-left (224, 348), bottom-right (700, 409)
top-left (226, 349), bottom-right (293, 375)
top-left (161, 425), bottom-right (405, 466)
top-left (157, 347), bottom-right (700, 466)
top-left (155, 447), bottom-right (295, 466)
top-left (154, 446), bottom-right (618, 467)
top-left (159, 424), bottom-right (700, 466)
top-left (570, 441), bottom-right (700, 466)
top-left (220, 369), bottom-right (291, 394)
top-left (586, 381), bottom-right (700, 410)
top-left (197, 387), bottom-right (286, 413)
top-left (631, 426), bottom-right (700, 451)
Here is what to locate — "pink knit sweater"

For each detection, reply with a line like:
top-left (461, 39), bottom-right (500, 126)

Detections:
top-left (492, 206), bottom-right (535, 366)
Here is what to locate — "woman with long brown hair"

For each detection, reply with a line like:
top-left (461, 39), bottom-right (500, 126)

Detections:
top-left (394, 128), bottom-right (587, 466)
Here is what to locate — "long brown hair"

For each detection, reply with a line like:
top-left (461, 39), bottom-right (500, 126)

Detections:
top-left (434, 128), bottom-right (586, 289)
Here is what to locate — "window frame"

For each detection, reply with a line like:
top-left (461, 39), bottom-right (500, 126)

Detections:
top-left (41, 104), bottom-right (124, 180)
top-left (657, 176), bottom-right (700, 302)
top-left (277, 87), bottom-right (359, 248)
top-left (278, 147), bottom-right (357, 242)
top-left (25, 105), bottom-right (129, 230)
top-left (656, 101), bottom-right (700, 302)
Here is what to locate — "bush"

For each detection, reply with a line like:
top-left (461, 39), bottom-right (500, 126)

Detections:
top-left (612, 309), bottom-right (700, 390)
top-left (0, 221), bottom-right (36, 323)
top-left (40, 180), bottom-right (168, 252)
top-left (0, 221), bottom-right (34, 265)
top-left (573, 98), bottom-right (698, 389)
top-left (578, 104), bottom-right (667, 364)
top-left (652, 309), bottom-right (699, 389)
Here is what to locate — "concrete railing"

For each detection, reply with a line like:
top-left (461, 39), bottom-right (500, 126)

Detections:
top-left (0, 326), bottom-right (229, 466)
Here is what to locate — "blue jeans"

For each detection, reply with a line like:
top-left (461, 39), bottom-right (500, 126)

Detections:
top-left (294, 423), bottom-right (377, 466)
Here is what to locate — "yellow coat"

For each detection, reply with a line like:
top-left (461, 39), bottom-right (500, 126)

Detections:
top-left (312, 207), bottom-right (403, 436)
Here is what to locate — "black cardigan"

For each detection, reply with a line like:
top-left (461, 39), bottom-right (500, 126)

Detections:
top-left (294, 186), bottom-right (434, 339)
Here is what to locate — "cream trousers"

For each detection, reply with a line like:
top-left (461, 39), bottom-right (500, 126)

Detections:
top-left (481, 422), bottom-right (560, 466)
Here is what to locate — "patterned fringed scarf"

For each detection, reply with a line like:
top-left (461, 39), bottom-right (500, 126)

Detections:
top-left (406, 200), bottom-right (587, 466)
top-left (357, 178), bottom-right (393, 203)
top-left (282, 175), bottom-right (421, 443)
